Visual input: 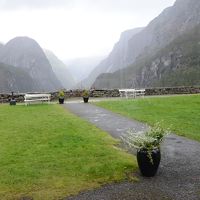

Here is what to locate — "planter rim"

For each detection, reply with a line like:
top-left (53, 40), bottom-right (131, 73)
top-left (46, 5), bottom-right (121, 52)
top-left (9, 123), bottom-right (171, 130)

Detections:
top-left (138, 147), bottom-right (160, 152)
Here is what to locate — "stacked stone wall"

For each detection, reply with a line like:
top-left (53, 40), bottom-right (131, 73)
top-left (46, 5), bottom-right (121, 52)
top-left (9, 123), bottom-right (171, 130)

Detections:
top-left (145, 86), bottom-right (200, 96)
top-left (0, 89), bottom-right (120, 103)
top-left (1, 87), bottom-right (200, 103)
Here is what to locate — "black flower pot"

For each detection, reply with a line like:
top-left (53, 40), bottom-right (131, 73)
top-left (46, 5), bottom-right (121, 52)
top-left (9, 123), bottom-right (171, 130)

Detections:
top-left (10, 99), bottom-right (16, 106)
top-left (83, 97), bottom-right (89, 103)
top-left (137, 148), bottom-right (161, 177)
top-left (59, 98), bottom-right (64, 104)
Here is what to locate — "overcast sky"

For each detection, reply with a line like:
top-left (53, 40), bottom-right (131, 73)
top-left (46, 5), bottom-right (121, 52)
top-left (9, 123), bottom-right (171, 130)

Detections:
top-left (0, 0), bottom-right (176, 60)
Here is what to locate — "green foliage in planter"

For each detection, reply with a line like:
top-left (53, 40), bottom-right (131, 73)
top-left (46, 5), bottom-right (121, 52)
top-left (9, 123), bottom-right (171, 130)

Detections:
top-left (82, 90), bottom-right (89, 97)
top-left (122, 123), bottom-right (169, 151)
top-left (58, 90), bottom-right (65, 99)
top-left (121, 123), bottom-right (169, 163)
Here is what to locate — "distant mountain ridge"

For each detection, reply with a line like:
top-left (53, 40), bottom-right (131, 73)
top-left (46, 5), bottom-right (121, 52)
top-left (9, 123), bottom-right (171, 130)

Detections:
top-left (45, 50), bottom-right (76, 89)
top-left (80, 27), bottom-right (144, 88)
top-left (93, 0), bottom-right (200, 89)
top-left (126, 0), bottom-right (200, 65)
top-left (101, 28), bottom-right (144, 73)
top-left (94, 25), bottom-right (200, 88)
top-left (65, 56), bottom-right (105, 83)
top-left (0, 37), bottom-right (62, 92)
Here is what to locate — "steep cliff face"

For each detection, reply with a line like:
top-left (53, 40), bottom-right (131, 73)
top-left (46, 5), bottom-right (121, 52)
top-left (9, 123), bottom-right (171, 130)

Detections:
top-left (93, 25), bottom-right (200, 89)
top-left (102, 28), bottom-right (144, 73)
top-left (0, 43), bottom-right (3, 56)
top-left (80, 28), bottom-right (143, 88)
top-left (0, 37), bottom-right (62, 92)
top-left (45, 50), bottom-right (76, 89)
top-left (0, 62), bottom-right (36, 93)
top-left (126, 0), bottom-right (200, 65)
top-left (93, 0), bottom-right (200, 89)
top-left (139, 26), bottom-right (200, 87)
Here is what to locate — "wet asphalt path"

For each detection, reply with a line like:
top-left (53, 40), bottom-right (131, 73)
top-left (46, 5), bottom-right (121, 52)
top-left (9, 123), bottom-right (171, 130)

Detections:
top-left (63, 102), bottom-right (148, 139)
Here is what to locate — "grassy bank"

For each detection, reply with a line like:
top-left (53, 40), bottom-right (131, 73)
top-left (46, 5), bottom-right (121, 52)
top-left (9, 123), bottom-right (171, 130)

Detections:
top-left (0, 104), bottom-right (136, 200)
top-left (95, 95), bottom-right (200, 141)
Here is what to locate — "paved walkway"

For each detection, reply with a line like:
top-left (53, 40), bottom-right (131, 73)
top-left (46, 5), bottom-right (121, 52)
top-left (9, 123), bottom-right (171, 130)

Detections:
top-left (63, 102), bottom-right (200, 200)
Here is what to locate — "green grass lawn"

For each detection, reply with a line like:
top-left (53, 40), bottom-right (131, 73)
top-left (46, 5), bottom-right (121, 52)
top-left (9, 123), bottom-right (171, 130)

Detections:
top-left (0, 104), bottom-right (137, 200)
top-left (95, 95), bottom-right (200, 141)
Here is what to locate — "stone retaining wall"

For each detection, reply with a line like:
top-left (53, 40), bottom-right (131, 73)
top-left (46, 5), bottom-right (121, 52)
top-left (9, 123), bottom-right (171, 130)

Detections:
top-left (50, 89), bottom-right (120, 101)
top-left (1, 87), bottom-right (199, 103)
top-left (90, 89), bottom-right (120, 97)
top-left (0, 93), bottom-right (24, 103)
top-left (145, 86), bottom-right (200, 96)
top-left (0, 89), bottom-right (120, 103)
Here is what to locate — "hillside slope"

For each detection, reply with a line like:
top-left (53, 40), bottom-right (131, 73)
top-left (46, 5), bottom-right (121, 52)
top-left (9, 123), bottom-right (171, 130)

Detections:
top-left (45, 50), bottom-right (76, 89)
top-left (0, 37), bottom-right (62, 92)
top-left (80, 28), bottom-right (143, 88)
top-left (93, 25), bottom-right (200, 88)
top-left (93, 0), bottom-right (200, 88)
top-left (0, 62), bottom-right (36, 92)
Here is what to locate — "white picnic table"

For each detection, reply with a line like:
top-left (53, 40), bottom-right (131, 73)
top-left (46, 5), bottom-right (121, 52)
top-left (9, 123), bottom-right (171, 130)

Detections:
top-left (119, 89), bottom-right (145, 98)
top-left (24, 93), bottom-right (51, 105)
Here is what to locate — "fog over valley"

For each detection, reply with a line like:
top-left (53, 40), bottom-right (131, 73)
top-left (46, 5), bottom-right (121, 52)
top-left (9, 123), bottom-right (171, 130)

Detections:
top-left (2, 0), bottom-right (199, 91)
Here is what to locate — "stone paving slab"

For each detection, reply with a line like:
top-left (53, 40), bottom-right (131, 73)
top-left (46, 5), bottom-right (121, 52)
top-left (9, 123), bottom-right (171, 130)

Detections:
top-left (62, 102), bottom-right (200, 200)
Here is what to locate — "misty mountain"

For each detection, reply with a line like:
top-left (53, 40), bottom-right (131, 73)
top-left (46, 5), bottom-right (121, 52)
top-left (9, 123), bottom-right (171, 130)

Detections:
top-left (0, 37), bottom-right (62, 92)
top-left (93, 0), bottom-right (200, 89)
top-left (45, 50), bottom-right (76, 89)
top-left (65, 56), bottom-right (105, 82)
top-left (126, 0), bottom-right (200, 65)
top-left (79, 28), bottom-right (143, 88)
top-left (0, 43), bottom-right (3, 54)
top-left (94, 25), bottom-right (200, 88)
top-left (0, 62), bottom-right (36, 93)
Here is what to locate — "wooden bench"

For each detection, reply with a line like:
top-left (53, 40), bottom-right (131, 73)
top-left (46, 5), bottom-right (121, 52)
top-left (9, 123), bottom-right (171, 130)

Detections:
top-left (119, 89), bottom-right (145, 98)
top-left (24, 93), bottom-right (51, 105)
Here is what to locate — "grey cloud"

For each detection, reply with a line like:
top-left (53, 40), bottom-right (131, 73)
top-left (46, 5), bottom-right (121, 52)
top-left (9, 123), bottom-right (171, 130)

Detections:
top-left (0, 0), bottom-right (73, 10)
top-left (0, 0), bottom-right (175, 12)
